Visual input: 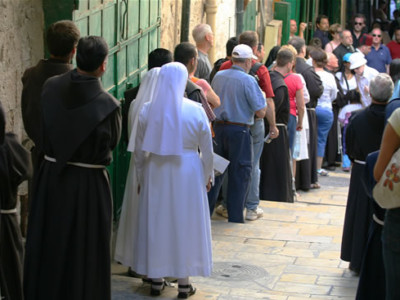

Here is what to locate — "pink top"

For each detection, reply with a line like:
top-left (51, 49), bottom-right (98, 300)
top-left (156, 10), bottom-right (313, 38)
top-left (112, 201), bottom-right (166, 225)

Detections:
top-left (283, 72), bottom-right (303, 116)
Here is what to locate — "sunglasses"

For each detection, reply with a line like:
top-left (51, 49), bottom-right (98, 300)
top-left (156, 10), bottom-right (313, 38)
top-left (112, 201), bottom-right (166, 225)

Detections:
top-left (372, 34), bottom-right (382, 37)
top-left (354, 22), bottom-right (364, 25)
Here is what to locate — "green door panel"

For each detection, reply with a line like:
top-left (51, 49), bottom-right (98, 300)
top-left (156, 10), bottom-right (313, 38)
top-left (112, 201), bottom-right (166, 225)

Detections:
top-left (243, 0), bottom-right (257, 31)
top-left (274, 1), bottom-right (291, 45)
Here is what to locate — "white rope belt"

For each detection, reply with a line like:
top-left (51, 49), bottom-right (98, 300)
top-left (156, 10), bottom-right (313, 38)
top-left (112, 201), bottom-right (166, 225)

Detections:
top-left (354, 159), bottom-right (366, 165)
top-left (1, 208), bottom-right (17, 214)
top-left (307, 108), bottom-right (316, 111)
top-left (373, 213), bottom-right (384, 226)
top-left (44, 155), bottom-right (105, 169)
top-left (276, 123), bottom-right (287, 128)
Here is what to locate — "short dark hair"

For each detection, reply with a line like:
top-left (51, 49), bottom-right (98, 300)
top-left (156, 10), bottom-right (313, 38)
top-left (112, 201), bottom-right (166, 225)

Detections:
top-left (226, 37), bottom-right (239, 57)
top-left (148, 48), bottom-right (173, 70)
top-left (239, 31), bottom-right (258, 48)
top-left (288, 36), bottom-right (305, 55)
top-left (390, 58), bottom-right (400, 83)
top-left (276, 49), bottom-right (294, 67)
top-left (76, 36), bottom-right (108, 72)
top-left (316, 15), bottom-right (329, 25)
top-left (174, 42), bottom-right (197, 66)
top-left (46, 20), bottom-right (80, 57)
top-left (309, 37), bottom-right (322, 48)
top-left (310, 48), bottom-right (327, 68)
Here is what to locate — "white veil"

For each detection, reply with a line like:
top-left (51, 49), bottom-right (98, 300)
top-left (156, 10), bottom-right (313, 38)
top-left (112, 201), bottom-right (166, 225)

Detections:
top-left (141, 62), bottom-right (188, 155)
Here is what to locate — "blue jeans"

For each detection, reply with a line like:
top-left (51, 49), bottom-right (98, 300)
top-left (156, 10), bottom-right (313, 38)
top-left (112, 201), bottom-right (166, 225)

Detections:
top-left (287, 114), bottom-right (297, 154)
top-left (382, 208), bottom-right (400, 300)
top-left (316, 107), bottom-right (333, 158)
top-left (245, 119), bottom-right (265, 210)
top-left (208, 123), bottom-right (253, 223)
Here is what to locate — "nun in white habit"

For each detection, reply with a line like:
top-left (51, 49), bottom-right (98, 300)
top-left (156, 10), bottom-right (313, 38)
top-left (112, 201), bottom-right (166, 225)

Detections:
top-left (132, 62), bottom-right (213, 298)
top-left (114, 67), bottom-right (161, 268)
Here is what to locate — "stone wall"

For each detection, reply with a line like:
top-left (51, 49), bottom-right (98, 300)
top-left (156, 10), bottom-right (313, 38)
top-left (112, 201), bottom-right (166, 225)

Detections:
top-left (0, 0), bottom-right (43, 141)
top-left (160, 0), bottom-right (236, 64)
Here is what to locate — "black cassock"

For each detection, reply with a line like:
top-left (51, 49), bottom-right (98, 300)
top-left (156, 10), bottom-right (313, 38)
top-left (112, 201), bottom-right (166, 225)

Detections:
top-left (0, 104), bottom-right (32, 300)
top-left (21, 59), bottom-right (73, 169)
top-left (340, 104), bottom-right (386, 273)
top-left (24, 70), bottom-right (121, 300)
top-left (260, 70), bottom-right (293, 202)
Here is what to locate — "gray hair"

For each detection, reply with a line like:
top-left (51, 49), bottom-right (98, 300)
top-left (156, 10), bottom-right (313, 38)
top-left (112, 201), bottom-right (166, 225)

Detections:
top-left (288, 36), bottom-right (305, 55)
top-left (369, 73), bottom-right (394, 103)
top-left (192, 24), bottom-right (212, 43)
top-left (232, 57), bottom-right (248, 64)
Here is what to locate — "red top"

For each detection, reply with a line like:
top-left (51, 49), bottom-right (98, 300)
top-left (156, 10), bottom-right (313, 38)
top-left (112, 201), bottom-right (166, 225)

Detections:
top-left (283, 72), bottom-right (302, 117)
top-left (387, 41), bottom-right (400, 59)
top-left (219, 59), bottom-right (274, 98)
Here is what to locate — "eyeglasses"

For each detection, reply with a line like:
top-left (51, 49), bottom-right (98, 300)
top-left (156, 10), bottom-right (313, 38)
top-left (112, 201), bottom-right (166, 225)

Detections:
top-left (354, 22), bottom-right (364, 25)
top-left (372, 34), bottom-right (382, 37)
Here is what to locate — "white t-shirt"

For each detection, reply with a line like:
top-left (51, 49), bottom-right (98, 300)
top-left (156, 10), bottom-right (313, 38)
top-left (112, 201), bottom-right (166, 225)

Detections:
top-left (316, 70), bottom-right (338, 110)
top-left (336, 72), bottom-right (357, 94)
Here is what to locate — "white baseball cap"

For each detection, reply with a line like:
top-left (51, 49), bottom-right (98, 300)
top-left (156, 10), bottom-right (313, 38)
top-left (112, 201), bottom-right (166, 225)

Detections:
top-left (349, 52), bottom-right (367, 70)
top-left (232, 44), bottom-right (258, 60)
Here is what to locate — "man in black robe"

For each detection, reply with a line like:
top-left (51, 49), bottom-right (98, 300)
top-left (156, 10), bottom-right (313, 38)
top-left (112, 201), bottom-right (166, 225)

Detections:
top-left (288, 37), bottom-right (324, 190)
top-left (340, 73), bottom-right (393, 274)
top-left (24, 36), bottom-right (121, 300)
top-left (21, 20), bottom-right (80, 170)
top-left (324, 53), bottom-right (346, 170)
top-left (0, 103), bottom-right (32, 300)
top-left (259, 48), bottom-right (293, 202)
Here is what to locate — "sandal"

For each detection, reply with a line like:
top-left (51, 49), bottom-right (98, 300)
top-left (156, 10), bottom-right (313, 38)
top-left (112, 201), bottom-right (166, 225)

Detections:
top-left (317, 169), bottom-right (329, 176)
top-left (310, 182), bottom-right (321, 189)
top-left (177, 284), bottom-right (196, 299)
top-left (150, 280), bottom-right (165, 296)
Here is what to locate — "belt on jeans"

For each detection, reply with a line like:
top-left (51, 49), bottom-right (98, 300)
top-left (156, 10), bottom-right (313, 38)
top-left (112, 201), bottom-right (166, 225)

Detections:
top-left (215, 120), bottom-right (250, 128)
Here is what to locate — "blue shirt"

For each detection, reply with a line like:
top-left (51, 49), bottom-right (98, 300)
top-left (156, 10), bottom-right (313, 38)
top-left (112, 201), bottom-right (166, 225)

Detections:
top-left (313, 29), bottom-right (330, 48)
top-left (211, 65), bottom-right (266, 125)
top-left (366, 44), bottom-right (392, 73)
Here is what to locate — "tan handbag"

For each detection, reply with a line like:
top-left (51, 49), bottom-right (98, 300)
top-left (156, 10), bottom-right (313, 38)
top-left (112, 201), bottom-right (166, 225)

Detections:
top-left (373, 148), bottom-right (400, 209)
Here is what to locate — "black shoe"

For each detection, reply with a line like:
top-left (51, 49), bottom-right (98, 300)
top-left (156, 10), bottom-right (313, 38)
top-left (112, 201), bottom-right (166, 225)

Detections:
top-left (150, 281), bottom-right (165, 296)
top-left (177, 284), bottom-right (196, 299)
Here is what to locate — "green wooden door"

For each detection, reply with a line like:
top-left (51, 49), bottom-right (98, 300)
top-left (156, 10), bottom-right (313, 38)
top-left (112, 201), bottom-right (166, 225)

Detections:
top-left (243, 0), bottom-right (257, 31)
top-left (43, 0), bottom-right (161, 220)
top-left (274, 1), bottom-right (291, 45)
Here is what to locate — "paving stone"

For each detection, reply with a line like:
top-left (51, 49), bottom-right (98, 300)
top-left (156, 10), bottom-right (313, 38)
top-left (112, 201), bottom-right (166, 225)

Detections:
top-left (318, 250), bottom-right (341, 260)
top-left (285, 264), bottom-right (345, 276)
top-left (294, 257), bottom-right (341, 268)
top-left (280, 273), bottom-right (317, 284)
top-left (330, 286), bottom-right (358, 297)
top-left (316, 276), bottom-right (358, 288)
top-left (274, 233), bottom-right (332, 244)
top-left (273, 282), bottom-right (331, 295)
top-left (284, 241), bottom-right (312, 249)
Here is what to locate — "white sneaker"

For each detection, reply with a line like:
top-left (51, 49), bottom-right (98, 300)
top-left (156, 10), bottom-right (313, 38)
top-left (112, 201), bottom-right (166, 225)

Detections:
top-left (215, 204), bottom-right (228, 218)
top-left (245, 209), bottom-right (258, 221)
top-left (256, 207), bottom-right (264, 218)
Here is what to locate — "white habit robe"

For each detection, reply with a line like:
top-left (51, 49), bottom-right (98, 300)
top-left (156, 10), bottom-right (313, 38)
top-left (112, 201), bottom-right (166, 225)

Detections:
top-left (132, 98), bottom-right (214, 278)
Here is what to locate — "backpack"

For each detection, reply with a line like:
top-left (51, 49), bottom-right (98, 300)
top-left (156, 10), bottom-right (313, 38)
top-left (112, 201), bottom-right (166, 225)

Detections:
top-left (249, 62), bottom-right (263, 81)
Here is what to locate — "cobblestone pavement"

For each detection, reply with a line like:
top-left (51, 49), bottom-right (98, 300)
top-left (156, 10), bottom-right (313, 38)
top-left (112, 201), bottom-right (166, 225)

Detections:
top-left (111, 169), bottom-right (357, 299)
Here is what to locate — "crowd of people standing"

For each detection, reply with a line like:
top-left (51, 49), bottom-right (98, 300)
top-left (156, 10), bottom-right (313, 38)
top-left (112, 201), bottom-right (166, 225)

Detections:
top-left (2, 9), bottom-right (400, 300)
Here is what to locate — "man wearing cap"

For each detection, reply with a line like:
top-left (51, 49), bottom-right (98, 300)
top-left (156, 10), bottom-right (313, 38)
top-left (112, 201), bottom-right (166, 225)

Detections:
top-left (333, 30), bottom-right (355, 71)
top-left (355, 34), bottom-right (373, 57)
top-left (208, 44), bottom-right (267, 223)
top-left (366, 28), bottom-right (392, 73)
top-left (349, 52), bottom-right (379, 106)
top-left (387, 27), bottom-right (400, 59)
top-left (217, 30), bottom-right (276, 222)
